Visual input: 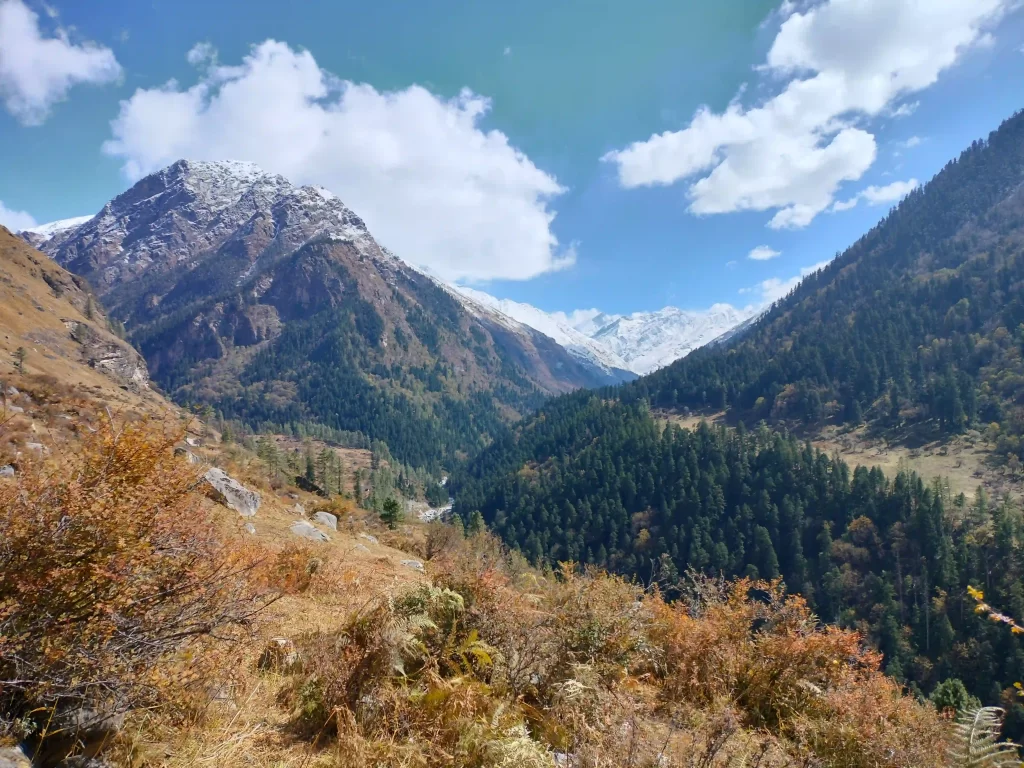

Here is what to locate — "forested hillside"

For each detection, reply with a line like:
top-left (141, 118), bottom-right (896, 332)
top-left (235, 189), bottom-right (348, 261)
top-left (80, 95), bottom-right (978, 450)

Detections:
top-left (626, 110), bottom-right (1024, 454)
top-left (452, 392), bottom-right (1024, 725)
top-left (453, 111), bottom-right (1024, 727)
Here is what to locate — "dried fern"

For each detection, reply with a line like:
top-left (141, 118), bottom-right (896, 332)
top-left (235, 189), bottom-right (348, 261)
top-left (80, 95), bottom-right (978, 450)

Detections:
top-left (948, 707), bottom-right (1022, 767)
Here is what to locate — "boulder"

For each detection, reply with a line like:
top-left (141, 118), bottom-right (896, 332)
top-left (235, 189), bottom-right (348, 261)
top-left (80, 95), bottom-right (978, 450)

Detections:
top-left (312, 511), bottom-right (337, 530)
top-left (290, 521), bottom-right (329, 543)
top-left (203, 468), bottom-right (260, 518)
top-left (243, 522), bottom-right (257, 535)
top-left (0, 465), bottom-right (14, 477)
top-left (5, 406), bottom-right (23, 414)
top-left (354, 543), bottom-right (370, 553)
top-left (293, 503), bottom-right (306, 516)
top-left (359, 533), bottom-right (379, 545)
top-left (257, 637), bottom-right (302, 674)
top-left (0, 746), bottom-right (30, 768)
top-left (400, 559), bottom-right (425, 572)
top-left (185, 436), bottom-right (201, 447)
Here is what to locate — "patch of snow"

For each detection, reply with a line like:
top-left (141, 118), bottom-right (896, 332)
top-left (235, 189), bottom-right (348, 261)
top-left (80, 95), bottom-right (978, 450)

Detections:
top-left (21, 214), bottom-right (93, 238)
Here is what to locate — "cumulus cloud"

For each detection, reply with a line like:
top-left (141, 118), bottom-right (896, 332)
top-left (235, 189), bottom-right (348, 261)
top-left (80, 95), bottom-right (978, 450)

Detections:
top-left (602, 0), bottom-right (1010, 229)
top-left (741, 260), bottom-right (831, 303)
top-left (0, 0), bottom-right (122, 125)
top-left (748, 245), bottom-right (781, 261)
top-left (0, 200), bottom-right (37, 231)
top-left (831, 177), bottom-right (919, 212)
top-left (102, 40), bottom-right (570, 283)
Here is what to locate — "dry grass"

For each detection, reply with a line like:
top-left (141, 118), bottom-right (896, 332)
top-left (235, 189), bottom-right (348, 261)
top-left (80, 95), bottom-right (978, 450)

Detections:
top-left (654, 409), bottom-right (1023, 500)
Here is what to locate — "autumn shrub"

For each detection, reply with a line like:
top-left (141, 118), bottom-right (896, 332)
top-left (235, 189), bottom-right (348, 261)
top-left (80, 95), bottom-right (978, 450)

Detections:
top-left (0, 418), bottom-right (270, 736)
top-left (648, 576), bottom-right (950, 767)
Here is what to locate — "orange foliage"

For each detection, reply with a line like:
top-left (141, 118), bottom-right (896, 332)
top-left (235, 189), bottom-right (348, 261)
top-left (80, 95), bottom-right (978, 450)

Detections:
top-left (0, 418), bottom-right (271, 727)
top-left (648, 577), bottom-right (950, 767)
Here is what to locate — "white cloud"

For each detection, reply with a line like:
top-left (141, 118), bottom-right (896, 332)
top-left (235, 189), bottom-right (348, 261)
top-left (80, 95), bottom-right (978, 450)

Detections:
top-left (602, 0), bottom-right (1009, 229)
top-left (748, 245), bottom-right (781, 261)
top-left (0, 0), bottom-right (122, 125)
top-left (0, 200), bottom-right (37, 231)
top-left (186, 42), bottom-right (217, 66)
top-left (901, 136), bottom-right (922, 148)
top-left (503, 46), bottom-right (512, 56)
top-left (889, 101), bottom-right (920, 118)
top-left (831, 177), bottom-right (919, 212)
top-left (103, 40), bottom-right (571, 283)
top-left (742, 259), bottom-right (831, 303)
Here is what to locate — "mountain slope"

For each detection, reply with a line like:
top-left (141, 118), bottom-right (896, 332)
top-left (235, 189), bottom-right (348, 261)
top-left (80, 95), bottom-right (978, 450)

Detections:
top-left (40, 160), bottom-right (621, 468)
top-left (452, 109), bottom-right (1024, 714)
top-left (624, 109), bottom-right (1024, 449)
top-left (0, 225), bottom-right (151, 398)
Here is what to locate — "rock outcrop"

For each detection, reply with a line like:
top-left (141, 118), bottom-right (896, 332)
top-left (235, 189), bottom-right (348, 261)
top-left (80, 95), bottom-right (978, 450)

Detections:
top-left (202, 468), bottom-right (261, 518)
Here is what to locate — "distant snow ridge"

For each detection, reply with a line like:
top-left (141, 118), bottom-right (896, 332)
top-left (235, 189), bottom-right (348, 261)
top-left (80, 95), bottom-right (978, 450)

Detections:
top-left (21, 215), bottom-right (94, 238)
top-left (453, 288), bottom-right (757, 376)
top-left (454, 286), bottom-right (630, 375)
top-left (586, 304), bottom-right (757, 374)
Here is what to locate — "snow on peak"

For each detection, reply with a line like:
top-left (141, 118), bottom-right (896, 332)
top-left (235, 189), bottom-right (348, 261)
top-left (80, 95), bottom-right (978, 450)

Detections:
top-left (451, 287), bottom-right (757, 376)
top-left (21, 215), bottom-right (93, 238)
top-left (454, 286), bottom-right (630, 374)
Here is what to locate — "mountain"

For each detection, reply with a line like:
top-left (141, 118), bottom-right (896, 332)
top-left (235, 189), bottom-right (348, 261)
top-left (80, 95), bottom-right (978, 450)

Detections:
top-left (451, 286), bottom-right (636, 382)
top-left (0, 226), bottom-right (162, 412)
top-left (625, 108), bottom-right (1024, 447)
top-left (38, 160), bottom-right (624, 468)
top-left (452, 287), bottom-right (756, 376)
top-left (452, 109), bottom-right (1024, 715)
top-left (584, 303), bottom-right (757, 374)
top-left (17, 215), bottom-right (94, 249)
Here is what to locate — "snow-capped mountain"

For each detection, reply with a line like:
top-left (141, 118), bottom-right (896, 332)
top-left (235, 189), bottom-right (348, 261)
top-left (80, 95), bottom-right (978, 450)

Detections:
top-left (18, 214), bottom-right (95, 249)
top-left (585, 304), bottom-right (758, 374)
top-left (24, 159), bottom-right (755, 381)
top-left (452, 286), bottom-right (633, 379)
top-left (447, 289), bottom-right (758, 376)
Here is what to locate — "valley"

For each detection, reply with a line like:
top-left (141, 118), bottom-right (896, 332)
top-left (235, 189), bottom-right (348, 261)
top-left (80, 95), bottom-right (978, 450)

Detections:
top-left (2, 17), bottom-right (1024, 763)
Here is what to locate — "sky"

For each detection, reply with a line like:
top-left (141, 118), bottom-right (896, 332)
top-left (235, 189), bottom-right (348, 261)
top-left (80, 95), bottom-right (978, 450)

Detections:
top-left (0, 0), bottom-right (1022, 318)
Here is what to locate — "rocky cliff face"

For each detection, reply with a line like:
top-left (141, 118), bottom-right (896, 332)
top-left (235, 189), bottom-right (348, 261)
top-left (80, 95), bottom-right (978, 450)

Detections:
top-left (38, 160), bottom-right (620, 466)
top-left (0, 226), bottom-right (149, 394)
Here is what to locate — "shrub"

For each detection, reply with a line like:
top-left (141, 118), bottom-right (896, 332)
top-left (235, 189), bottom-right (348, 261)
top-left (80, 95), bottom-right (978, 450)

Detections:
top-left (0, 418), bottom-right (270, 734)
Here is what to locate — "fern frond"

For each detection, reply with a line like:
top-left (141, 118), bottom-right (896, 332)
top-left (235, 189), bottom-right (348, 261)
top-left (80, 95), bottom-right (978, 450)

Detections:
top-left (948, 706), bottom-right (1022, 767)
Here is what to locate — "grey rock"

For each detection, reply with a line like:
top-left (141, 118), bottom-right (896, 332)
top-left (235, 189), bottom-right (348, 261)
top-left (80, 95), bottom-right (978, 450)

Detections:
top-left (25, 442), bottom-right (45, 453)
top-left (243, 522), bottom-right (256, 535)
top-left (203, 467), bottom-right (260, 518)
top-left (185, 436), bottom-right (200, 447)
top-left (290, 521), bottom-right (329, 543)
top-left (293, 503), bottom-right (306, 516)
top-left (353, 543), bottom-right (370, 553)
top-left (5, 386), bottom-right (19, 398)
top-left (312, 511), bottom-right (337, 530)
top-left (5, 405), bottom-right (23, 414)
top-left (0, 746), bottom-right (30, 768)
top-left (400, 559), bottom-right (424, 572)
top-left (0, 465), bottom-right (13, 477)
top-left (359, 533), bottom-right (379, 545)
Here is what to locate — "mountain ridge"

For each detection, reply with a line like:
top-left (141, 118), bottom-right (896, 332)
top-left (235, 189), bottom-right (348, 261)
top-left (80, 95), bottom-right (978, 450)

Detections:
top-left (31, 159), bottom-right (629, 468)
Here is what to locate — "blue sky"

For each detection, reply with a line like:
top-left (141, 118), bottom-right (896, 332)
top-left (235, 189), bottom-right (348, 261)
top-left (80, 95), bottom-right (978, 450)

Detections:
top-left (0, 0), bottom-right (1022, 317)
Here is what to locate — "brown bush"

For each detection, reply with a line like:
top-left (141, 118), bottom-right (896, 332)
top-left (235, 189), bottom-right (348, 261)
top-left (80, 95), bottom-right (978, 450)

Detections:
top-left (0, 418), bottom-right (272, 732)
